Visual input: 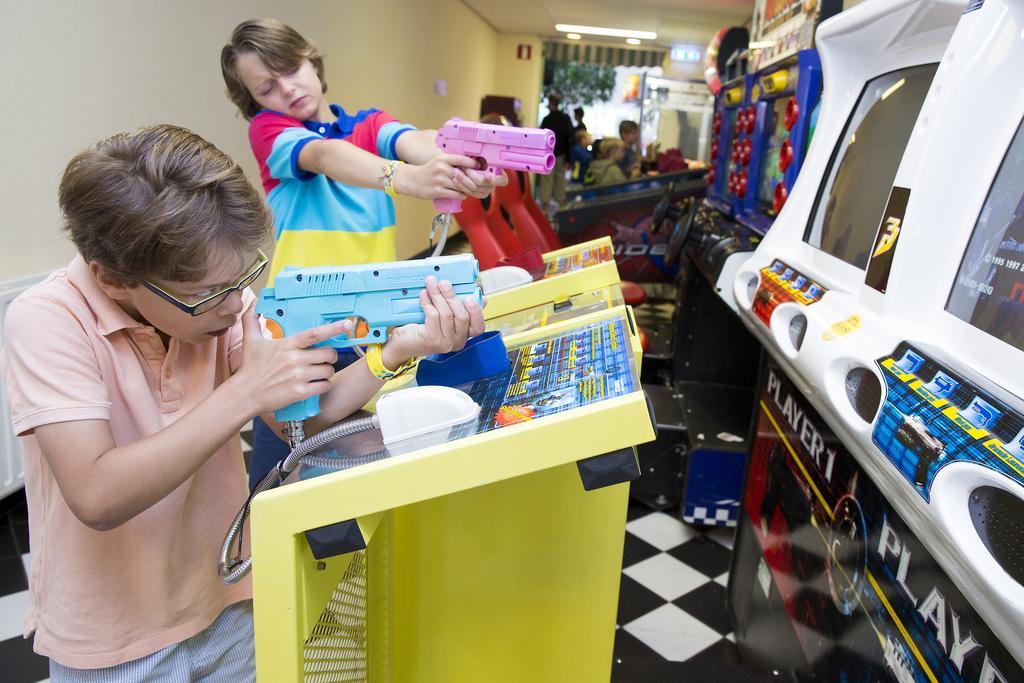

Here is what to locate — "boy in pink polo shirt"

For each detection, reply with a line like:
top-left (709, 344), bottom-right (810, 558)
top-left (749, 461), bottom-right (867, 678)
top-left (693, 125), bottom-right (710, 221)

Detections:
top-left (1, 124), bottom-right (483, 680)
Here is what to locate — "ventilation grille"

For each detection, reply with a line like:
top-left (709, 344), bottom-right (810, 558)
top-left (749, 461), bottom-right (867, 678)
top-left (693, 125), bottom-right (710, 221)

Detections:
top-left (970, 486), bottom-right (1024, 586)
top-left (305, 273), bottom-right (346, 298)
top-left (303, 551), bottom-right (368, 682)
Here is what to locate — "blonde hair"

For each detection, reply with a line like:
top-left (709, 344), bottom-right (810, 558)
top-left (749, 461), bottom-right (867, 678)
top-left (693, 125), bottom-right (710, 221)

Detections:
top-left (59, 125), bottom-right (272, 286)
top-left (221, 19), bottom-right (327, 120)
top-left (597, 137), bottom-right (624, 160)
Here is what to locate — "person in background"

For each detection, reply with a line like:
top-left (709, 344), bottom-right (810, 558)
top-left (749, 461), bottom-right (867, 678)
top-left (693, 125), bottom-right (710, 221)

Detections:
top-left (618, 120), bottom-right (642, 177)
top-left (585, 137), bottom-right (629, 186)
top-left (573, 106), bottom-right (587, 132)
top-left (538, 94), bottom-right (574, 214)
top-left (569, 129), bottom-right (593, 184)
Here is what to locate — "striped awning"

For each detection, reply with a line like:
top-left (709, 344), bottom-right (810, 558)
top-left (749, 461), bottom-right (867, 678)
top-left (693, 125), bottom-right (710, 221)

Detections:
top-left (543, 41), bottom-right (666, 68)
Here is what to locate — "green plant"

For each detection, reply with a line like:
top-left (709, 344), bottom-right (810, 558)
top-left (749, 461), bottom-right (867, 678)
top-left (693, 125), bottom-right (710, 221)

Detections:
top-left (543, 61), bottom-right (616, 106)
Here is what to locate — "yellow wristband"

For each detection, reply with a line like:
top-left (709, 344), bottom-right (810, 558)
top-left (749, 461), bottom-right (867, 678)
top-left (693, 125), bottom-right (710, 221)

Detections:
top-left (365, 343), bottom-right (414, 380)
top-left (380, 160), bottom-right (404, 198)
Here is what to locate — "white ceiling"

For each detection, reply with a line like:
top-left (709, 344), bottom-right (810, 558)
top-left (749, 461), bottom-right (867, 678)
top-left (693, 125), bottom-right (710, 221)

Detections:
top-left (463, 0), bottom-right (753, 49)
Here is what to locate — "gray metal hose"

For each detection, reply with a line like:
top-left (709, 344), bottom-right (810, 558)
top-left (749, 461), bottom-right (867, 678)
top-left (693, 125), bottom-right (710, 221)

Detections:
top-left (218, 414), bottom-right (379, 584)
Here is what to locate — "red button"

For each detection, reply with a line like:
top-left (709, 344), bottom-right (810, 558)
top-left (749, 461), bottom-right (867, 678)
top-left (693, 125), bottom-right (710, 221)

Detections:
top-left (784, 98), bottom-right (800, 131)
top-left (779, 139), bottom-right (794, 172)
top-left (737, 171), bottom-right (749, 199)
top-left (746, 106), bottom-right (757, 134)
top-left (773, 182), bottom-right (788, 213)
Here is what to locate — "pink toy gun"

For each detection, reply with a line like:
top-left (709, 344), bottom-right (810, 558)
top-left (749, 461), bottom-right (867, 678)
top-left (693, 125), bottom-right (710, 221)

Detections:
top-left (427, 117), bottom-right (556, 256)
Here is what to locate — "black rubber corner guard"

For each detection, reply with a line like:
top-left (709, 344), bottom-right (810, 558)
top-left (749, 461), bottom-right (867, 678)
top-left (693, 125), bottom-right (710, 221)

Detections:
top-left (644, 390), bottom-right (659, 440)
top-left (304, 519), bottom-right (366, 560)
top-left (577, 447), bottom-right (640, 491)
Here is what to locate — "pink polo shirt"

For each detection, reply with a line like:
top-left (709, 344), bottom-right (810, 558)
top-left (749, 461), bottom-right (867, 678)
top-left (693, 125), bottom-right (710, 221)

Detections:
top-left (1, 255), bottom-right (252, 669)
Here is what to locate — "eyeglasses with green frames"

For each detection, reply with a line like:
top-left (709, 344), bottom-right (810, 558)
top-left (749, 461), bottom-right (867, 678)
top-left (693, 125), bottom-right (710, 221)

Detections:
top-left (142, 250), bottom-right (269, 316)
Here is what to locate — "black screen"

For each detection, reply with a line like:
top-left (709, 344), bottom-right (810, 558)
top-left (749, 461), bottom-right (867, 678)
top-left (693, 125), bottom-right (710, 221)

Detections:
top-left (947, 117), bottom-right (1024, 351)
top-left (803, 65), bottom-right (937, 268)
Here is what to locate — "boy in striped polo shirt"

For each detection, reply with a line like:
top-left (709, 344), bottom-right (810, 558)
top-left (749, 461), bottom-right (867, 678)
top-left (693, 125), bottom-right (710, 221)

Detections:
top-left (221, 19), bottom-right (505, 485)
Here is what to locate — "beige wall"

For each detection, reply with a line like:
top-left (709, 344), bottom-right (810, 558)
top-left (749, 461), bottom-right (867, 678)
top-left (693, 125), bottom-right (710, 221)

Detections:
top-left (492, 34), bottom-right (544, 128)
top-left (0, 0), bottom-right (497, 281)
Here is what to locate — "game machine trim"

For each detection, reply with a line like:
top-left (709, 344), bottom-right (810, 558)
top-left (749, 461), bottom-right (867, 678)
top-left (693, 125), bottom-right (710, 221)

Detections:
top-left (729, 0), bottom-right (1024, 677)
top-left (249, 307), bottom-right (657, 681)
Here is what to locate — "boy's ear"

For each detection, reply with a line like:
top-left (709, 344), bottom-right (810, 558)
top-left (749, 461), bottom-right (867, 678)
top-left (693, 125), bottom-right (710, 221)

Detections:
top-left (88, 261), bottom-right (134, 301)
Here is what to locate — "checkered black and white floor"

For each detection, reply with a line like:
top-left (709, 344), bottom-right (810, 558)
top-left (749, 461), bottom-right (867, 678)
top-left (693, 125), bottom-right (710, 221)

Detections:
top-left (0, 430), bottom-right (779, 682)
top-left (613, 501), bottom-right (782, 682)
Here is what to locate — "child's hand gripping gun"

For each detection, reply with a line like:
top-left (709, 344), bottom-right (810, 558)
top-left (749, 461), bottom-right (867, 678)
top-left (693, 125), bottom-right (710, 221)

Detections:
top-left (428, 117), bottom-right (557, 254)
top-left (256, 254), bottom-right (482, 425)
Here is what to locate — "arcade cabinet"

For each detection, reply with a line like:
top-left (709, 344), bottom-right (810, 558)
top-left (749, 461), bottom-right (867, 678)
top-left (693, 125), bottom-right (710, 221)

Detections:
top-left (727, 0), bottom-right (1024, 678)
top-left (249, 309), bottom-right (657, 682)
top-left (553, 176), bottom-right (707, 285)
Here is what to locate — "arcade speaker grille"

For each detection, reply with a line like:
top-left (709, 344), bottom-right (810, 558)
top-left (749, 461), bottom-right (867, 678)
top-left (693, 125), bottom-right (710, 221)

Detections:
top-left (970, 486), bottom-right (1024, 586)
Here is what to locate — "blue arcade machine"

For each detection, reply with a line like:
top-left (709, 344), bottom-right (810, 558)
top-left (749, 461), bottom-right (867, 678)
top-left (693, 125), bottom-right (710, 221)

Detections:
top-left (739, 49), bottom-right (823, 234)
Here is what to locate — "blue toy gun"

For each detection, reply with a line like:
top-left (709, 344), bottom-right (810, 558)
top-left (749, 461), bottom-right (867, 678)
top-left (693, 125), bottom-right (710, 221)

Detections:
top-left (256, 254), bottom-right (481, 422)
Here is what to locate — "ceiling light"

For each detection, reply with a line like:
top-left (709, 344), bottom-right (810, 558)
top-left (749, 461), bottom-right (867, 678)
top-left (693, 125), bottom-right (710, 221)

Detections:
top-left (625, 38), bottom-right (642, 45)
top-left (881, 78), bottom-right (906, 100)
top-left (566, 33), bottom-right (582, 40)
top-left (555, 24), bottom-right (657, 40)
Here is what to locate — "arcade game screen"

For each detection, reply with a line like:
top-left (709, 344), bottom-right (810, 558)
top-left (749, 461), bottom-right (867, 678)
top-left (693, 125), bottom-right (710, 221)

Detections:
top-left (803, 64), bottom-right (937, 268)
top-left (947, 117), bottom-right (1024, 352)
top-left (756, 97), bottom-right (790, 215)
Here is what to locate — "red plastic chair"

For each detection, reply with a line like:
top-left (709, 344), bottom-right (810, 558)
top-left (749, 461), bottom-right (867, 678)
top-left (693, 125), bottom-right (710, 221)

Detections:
top-left (620, 281), bottom-right (648, 307)
top-left (482, 195), bottom-right (524, 258)
top-left (496, 175), bottom-right (560, 252)
top-left (520, 173), bottom-right (551, 237)
top-left (453, 198), bottom-right (507, 271)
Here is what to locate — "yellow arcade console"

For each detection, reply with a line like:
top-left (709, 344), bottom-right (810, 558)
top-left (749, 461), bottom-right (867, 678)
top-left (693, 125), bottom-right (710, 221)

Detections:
top-left (483, 236), bottom-right (622, 319)
top-left (251, 307), bottom-right (656, 682)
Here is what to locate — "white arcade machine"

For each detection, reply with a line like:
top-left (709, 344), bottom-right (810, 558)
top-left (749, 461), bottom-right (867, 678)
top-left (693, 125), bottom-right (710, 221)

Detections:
top-left (728, 0), bottom-right (1024, 679)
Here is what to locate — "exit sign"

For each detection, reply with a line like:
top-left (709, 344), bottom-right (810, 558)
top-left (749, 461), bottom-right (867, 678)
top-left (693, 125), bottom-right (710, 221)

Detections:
top-left (671, 46), bottom-right (702, 63)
